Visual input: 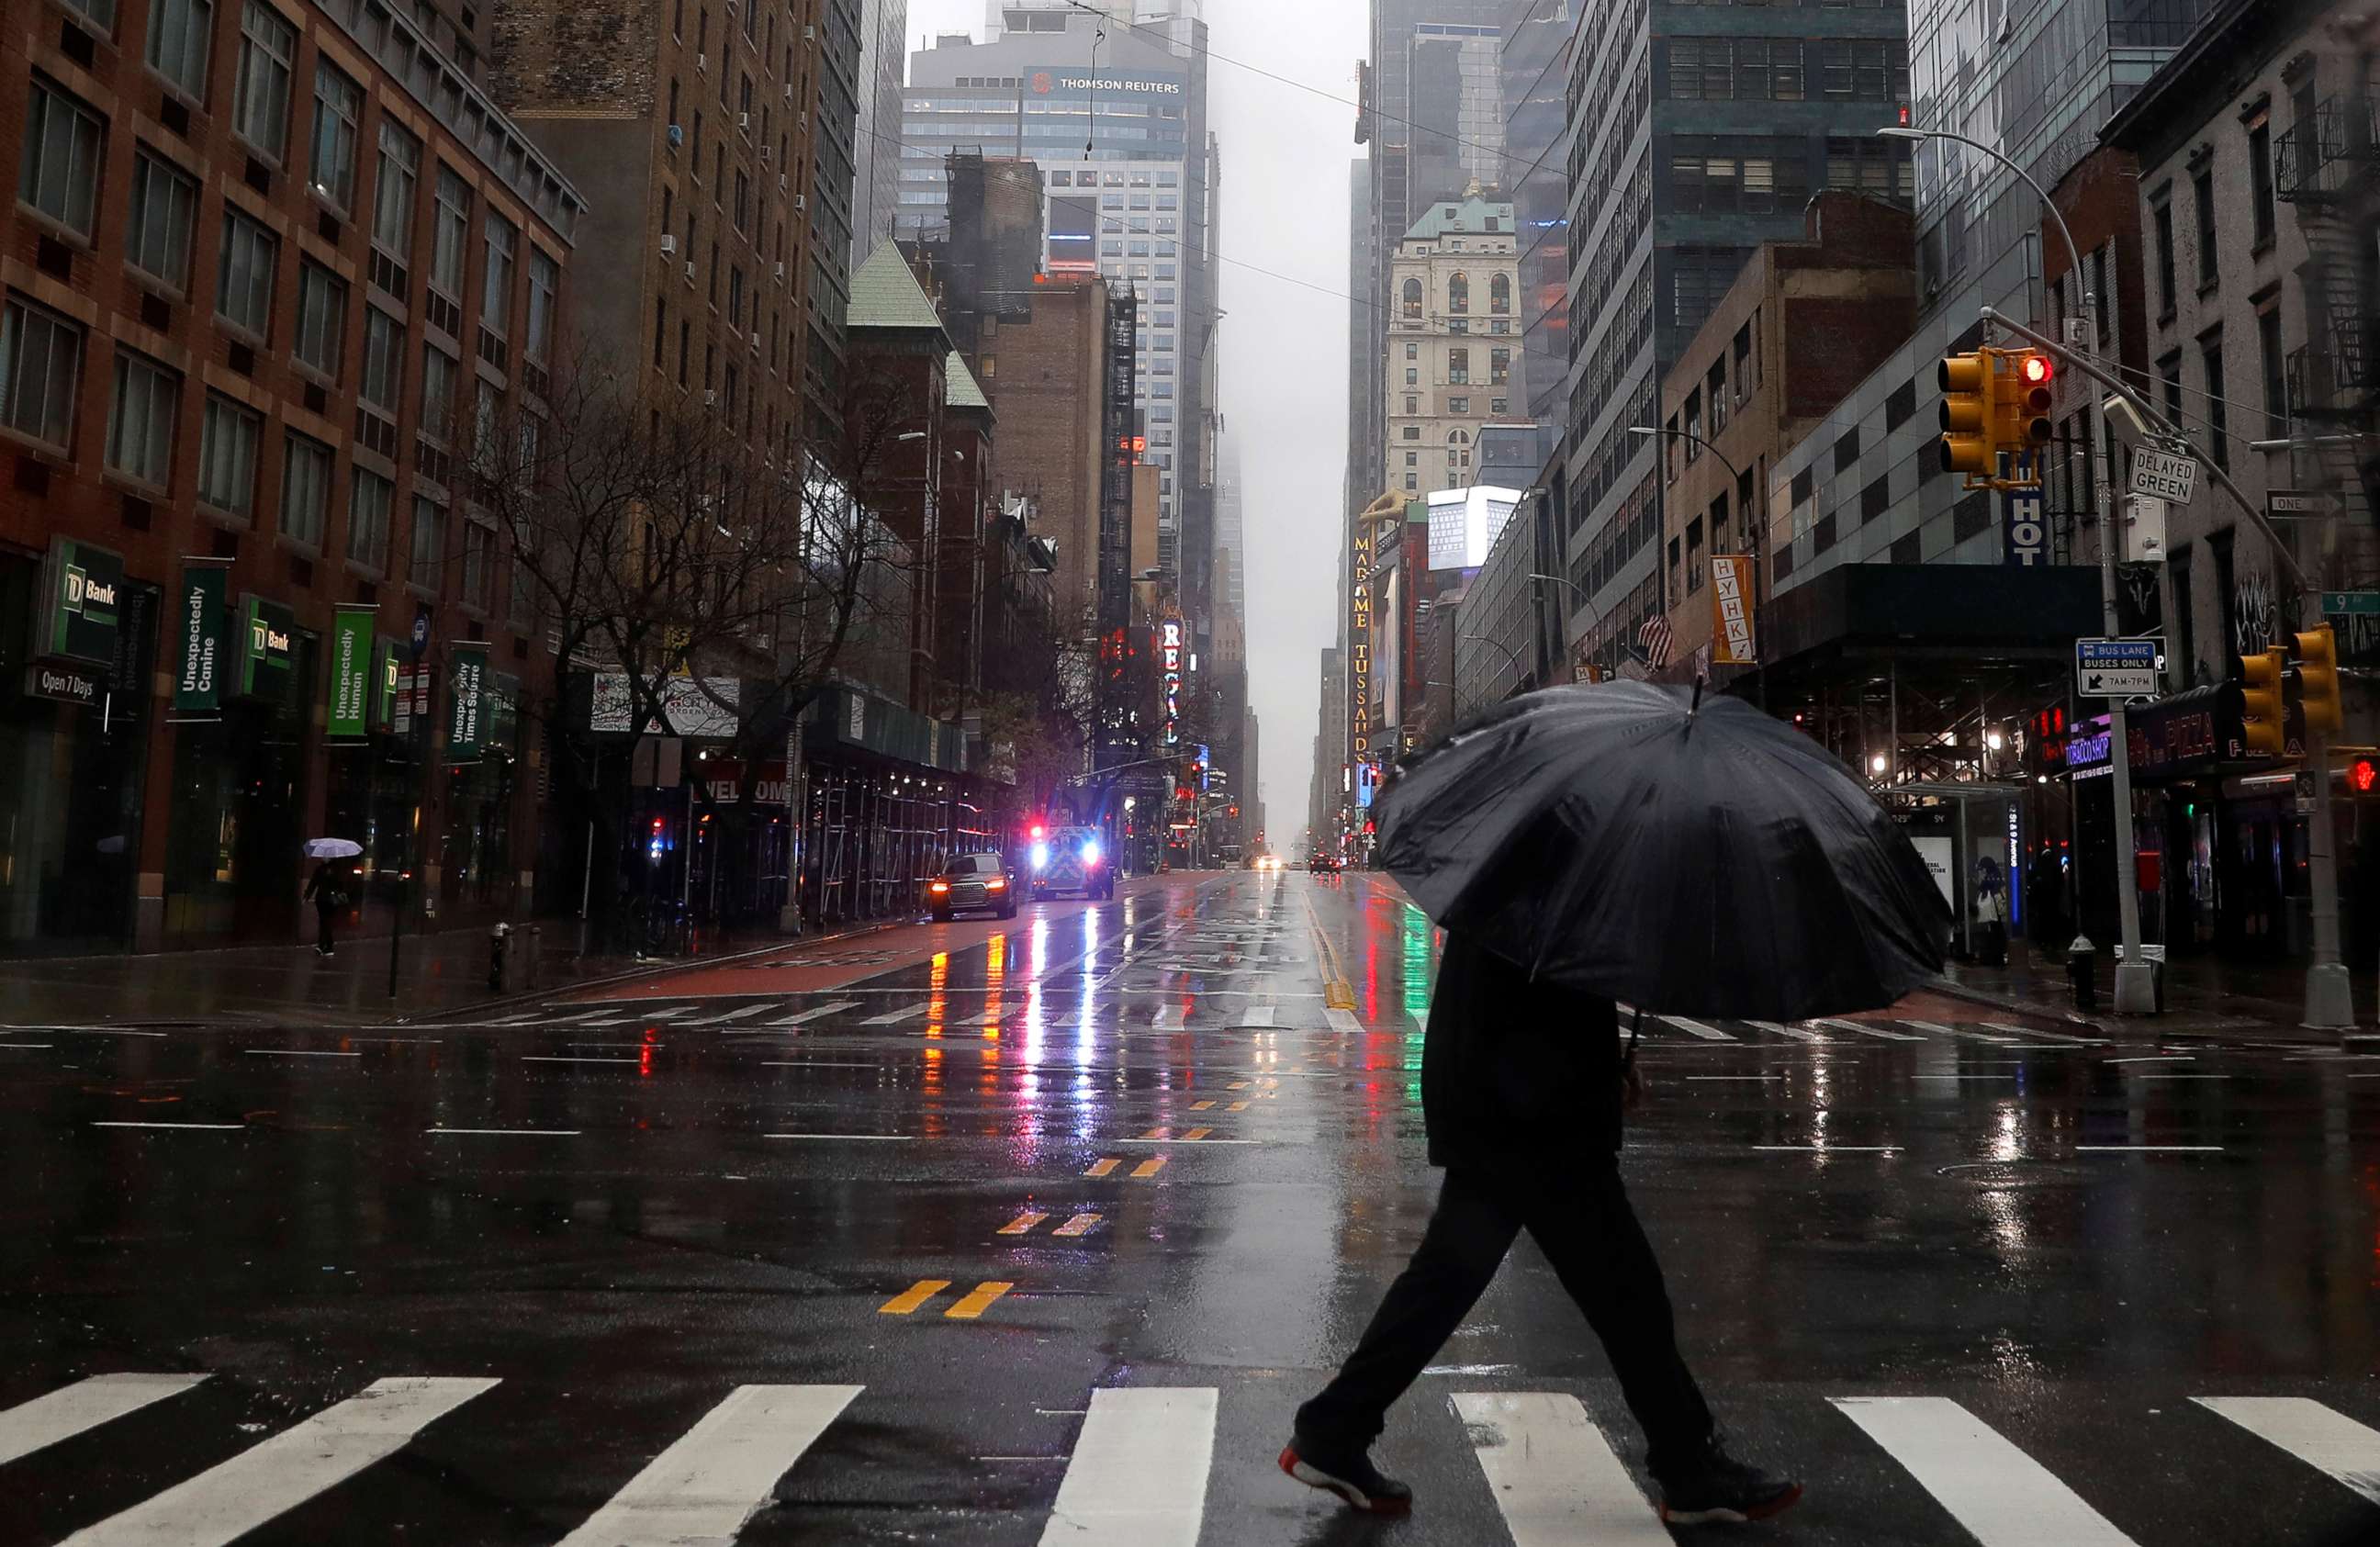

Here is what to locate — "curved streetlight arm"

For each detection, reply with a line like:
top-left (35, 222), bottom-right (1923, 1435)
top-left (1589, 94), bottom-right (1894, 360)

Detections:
top-left (1879, 127), bottom-right (2086, 315)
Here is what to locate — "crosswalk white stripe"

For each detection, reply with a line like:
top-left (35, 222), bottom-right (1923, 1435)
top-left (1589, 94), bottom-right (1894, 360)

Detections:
top-left (1238, 1005), bottom-right (1276, 1026)
top-left (1830, 1396), bottom-right (2138, 1545)
top-left (1452, 1392), bottom-right (1668, 1544)
top-left (765, 1000), bottom-right (859, 1027)
top-left (861, 1003), bottom-right (933, 1026)
top-left (689, 1003), bottom-right (775, 1024)
top-left (1816, 1017), bottom-right (1925, 1042)
top-left (1748, 1021), bottom-right (1830, 1043)
top-left (0, 1373), bottom-right (209, 1466)
top-left (1981, 1022), bottom-right (2097, 1044)
top-left (1037, 1387), bottom-right (1215, 1546)
top-left (1326, 1008), bottom-right (1363, 1035)
top-left (1903, 1020), bottom-right (2020, 1045)
top-left (2194, 1396), bottom-right (2380, 1507)
top-left (556, 1384), bottom-right (861, 1546)
top-left (62, 1376), bottom-right (499, 1546)
top-left (1659, 1016), bottom-right (1736, 1041)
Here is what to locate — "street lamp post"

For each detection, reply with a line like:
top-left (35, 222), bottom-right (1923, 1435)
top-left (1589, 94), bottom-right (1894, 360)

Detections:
top-left (1458, 633), bottom-right (1530, 712)
top-left (1626, 425), bottom-right (1767, 707)
top-left (1879, 124), bottom-right (2161, 1018)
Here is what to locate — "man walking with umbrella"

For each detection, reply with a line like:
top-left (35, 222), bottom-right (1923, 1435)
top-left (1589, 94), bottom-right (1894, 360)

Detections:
top-left (302, 838), bottom-right (362, 958)
top-left (1281, 681), bottom-right (1948, 1524)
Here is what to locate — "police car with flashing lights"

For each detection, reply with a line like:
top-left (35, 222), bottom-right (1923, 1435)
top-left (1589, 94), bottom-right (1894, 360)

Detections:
top-left (1029, 824), bottom-right (1116, 901)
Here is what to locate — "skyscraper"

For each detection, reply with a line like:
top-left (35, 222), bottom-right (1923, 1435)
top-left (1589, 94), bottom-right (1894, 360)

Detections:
top-left (851, 0), bottom-right (911, 264)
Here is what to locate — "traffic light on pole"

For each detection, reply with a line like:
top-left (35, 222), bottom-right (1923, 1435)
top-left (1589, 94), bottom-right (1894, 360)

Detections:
top-left (1937, 351), bottom-right (1996, 477)
top-left (2241, 647), bottom-right (2289, 756)
top-left (2001, 351), bottom-right (2056, 459)
top-left (2296, 623), bottom-right (2342, 734)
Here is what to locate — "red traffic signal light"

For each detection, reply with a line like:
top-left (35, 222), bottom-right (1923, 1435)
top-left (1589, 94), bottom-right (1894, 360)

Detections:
top-left (2021, 353), bottom-right (2052, 387)
top-left (1029, 822), bottom-right (1046, 839)
top-left (2352, 757), bottom-right (2378, 794)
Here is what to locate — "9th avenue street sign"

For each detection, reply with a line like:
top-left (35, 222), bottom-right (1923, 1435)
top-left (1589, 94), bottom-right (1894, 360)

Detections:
top-left (2076, 636), bottom-right (2161, 698)
top-left (2128, 447), bottom-right (2199, 505)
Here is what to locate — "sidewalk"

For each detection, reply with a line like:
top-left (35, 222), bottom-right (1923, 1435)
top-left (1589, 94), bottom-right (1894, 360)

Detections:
top-left (1933, 943), bottom-right (2380, 1041)
top-left (0, 920), bottom-right (877, 1028)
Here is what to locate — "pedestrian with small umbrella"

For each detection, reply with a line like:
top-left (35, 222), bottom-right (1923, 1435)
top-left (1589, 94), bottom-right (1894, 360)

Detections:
top-left (303, 838), bottom-right (362, 958)
top-left (1281, 680), bottom-right (1948, 1525)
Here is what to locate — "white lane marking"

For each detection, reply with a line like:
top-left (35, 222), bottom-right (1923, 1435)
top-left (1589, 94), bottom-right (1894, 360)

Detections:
top-left (244, 1048), bottom-right (361, 1059)
top-left (0, 1042), bottom-right (56, 1048)
top-left (762, 1133), bottom-right (913, 1141)
top-left (1687, 1075), bottom-right (1780, 1082)
top-left (57, 1027), bottom-right (171, 1038)
top-left (1903, 1020), bottom-right (2019, 1045)
top-left (688, 1003), bottom-right (775, 1025)
top-left (1150, 1003), bottom-right (1178, 1030)
top-left (1747, 1020), bottom-right (1831, 1043)
top-left (1660, 1016), bottom-right (1736, 1042)
top-left (1981, 1022), bottom-right (2098, 1044)
top-left (1107, 1137), bottom-right (1260, 1145)
top-left (1831, 1396), bottom-right (2137, 1546)
top-left (2194, 1397), bottom-right (2380, 1507)
top-left (768, 1000), bottom-right (859, 1027)
top-left (1752, 1144), bottom-right (1901, 1152)
top-left (1326, 1008), bottom-right (1363, 1035)
top-left (1237, 1005), bottom-right (1277, 1027)
top-left (61, 1376), bottom-right (499, 1546)
top-left (522, 1056), bottom-right (641, 1064)
top-left (862, 1003), bottom-right (933, 1026)
top-left (89, 1122), bottom-right (242, 1131)
top-left (0, 1373), bottom-right (210, 1466)
top-left (2073, 1145), bottom-right (2224, 1153)
top-left (1817, 1018), bottom-right (1925, 1042)
top-left (426, 1127), bottom-right (582, 1137)
top-left (1452, 1391), bottom-right (1668, 1544)
top-left (556, 1384), bottom-right (860, 1547)
top-left (1409, 1009), bottom-right (1428, 1034)
top-left (2108, 1055), bottom-right (2195, 1065)
top-left (1037, 1387), bottom-right (1216, 1547)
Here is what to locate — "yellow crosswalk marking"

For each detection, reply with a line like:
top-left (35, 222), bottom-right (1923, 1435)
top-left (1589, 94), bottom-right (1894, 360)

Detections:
top-left (1190, 1100), bottom-right (1216, 1111)
top-left (945, 1281), bottom-right (1012, 1319)
top-left (1131, 1156), bottom-right (1167, 1179)
top-left (1084, 1158), bottom-right (1120, 1177)
top-left (1227, 1081), bottom-right (1250, 1090)
top-left (997, 1212), bottom-right (1048, 1236)
top-left (879, 1279), bottom-right (949, 1315)
top-left (1228, 1101), bottom-right (1249, 1112)
top-left (1139, 1126), bottom-right (1171, 1140)
top-left (1184, 1127), bottom-right (1212, 1140)
top-left (1052, 1213), bottom-right (1101, 1238)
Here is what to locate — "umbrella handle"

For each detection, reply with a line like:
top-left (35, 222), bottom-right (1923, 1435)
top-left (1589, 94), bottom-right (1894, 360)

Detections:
top-left (1624, 1006), bottom-right (1642, 1071)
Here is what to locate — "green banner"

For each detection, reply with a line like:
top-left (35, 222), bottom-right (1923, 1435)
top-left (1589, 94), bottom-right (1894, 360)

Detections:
top-left (327, 606), bottom-right (375, 738)
top-left (447, 643), bottom-right (488, 760)
top-left (369, 639), bottom-right (401, 732)
top-left (237, 595), bottom-right (295, 701)
top-left (170, 565), bottom-right (228, 716)
top-left (41, 537), bottom-right (126, 666)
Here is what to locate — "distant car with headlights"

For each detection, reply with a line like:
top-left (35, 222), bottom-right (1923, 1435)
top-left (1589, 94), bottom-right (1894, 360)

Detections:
top-left (1308, 851), bottom-right (1342, 875)
top-left (930, 852), bottom-right (1017, 922)
top-left (1250, 852), bottom-right (1284, 872)
top-left (1029, 825), bottom-right (1115, 900)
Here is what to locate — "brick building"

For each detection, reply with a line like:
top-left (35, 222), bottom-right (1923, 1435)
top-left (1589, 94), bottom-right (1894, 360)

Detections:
top-left (0, 0), bottom-right (583, 955)
top-left (983, 270), bottom-right (1114, 625)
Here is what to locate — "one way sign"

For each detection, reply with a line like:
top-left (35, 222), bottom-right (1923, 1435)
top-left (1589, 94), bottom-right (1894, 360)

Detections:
top-left (2075, 636), bottom-right (2161, 698)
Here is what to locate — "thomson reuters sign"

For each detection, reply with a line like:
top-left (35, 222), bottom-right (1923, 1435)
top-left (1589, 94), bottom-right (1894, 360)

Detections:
top-left (1030, 71), bottom-right (1183, 95)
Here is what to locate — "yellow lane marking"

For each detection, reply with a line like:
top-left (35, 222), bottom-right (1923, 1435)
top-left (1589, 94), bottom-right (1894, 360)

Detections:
top-left (1228, 1081), bottom-right (1250, 1091)
top-left (1131, 1156), bottom-right (1167, 1179)
top-left (1228, 1101), bottom-right (1249, 1113)
top-left (1052, 1213), bottom-right (1101, 1238)
top-left (997, 1212), bottom-right (1048, 1236)
top-left (1303, 891), bottom-right (1357, 1008)
top-left (1184, 1127), bottom-right (1212, 1140)
top-left (1084, 1158), bottom-right (1120, 1177)
top-left (1190, 1100), bottom-right (1216, 1111)
top-left (945, 1281), bottom-right (1013, 1319)
top-left (1139, 1126), bottom-right (1172, 1140)
top-left (880, 1279), bottom-right (949, 1315)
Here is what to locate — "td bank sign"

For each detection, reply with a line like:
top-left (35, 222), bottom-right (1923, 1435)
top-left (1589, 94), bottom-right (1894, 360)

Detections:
top-left (40, 537), bottom-right (126, 667)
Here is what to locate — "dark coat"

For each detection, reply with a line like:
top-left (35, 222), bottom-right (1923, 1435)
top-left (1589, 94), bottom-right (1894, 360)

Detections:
top-left (1420, 933), bottom-right (1624, 1172)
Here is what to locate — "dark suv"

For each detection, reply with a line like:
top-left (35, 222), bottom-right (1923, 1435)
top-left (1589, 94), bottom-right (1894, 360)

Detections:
top-left (930, 852), bottom-right (1017, 922)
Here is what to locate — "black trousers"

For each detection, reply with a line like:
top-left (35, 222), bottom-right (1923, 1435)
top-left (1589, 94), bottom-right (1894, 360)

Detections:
top-left (1296, 1164), bottom-right (1714, 1477)
top-left (314, 903), bottom-right (337, 954)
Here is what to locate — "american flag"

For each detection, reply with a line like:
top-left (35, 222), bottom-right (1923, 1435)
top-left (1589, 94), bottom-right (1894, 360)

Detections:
top-left (1638, 614), bottom-right (1675, 669)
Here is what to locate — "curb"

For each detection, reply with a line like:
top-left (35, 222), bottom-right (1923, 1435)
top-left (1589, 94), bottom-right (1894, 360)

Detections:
top-left (1926, 975), bottom-right (2108, 1030)
top-left (1928, 974), bottom-right (2343, 1043)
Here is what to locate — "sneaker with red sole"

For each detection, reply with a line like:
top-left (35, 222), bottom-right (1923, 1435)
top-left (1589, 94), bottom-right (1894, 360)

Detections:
top-left (1278, 1438), bottom-right (1414, 1516)
top-left (1656, 1444), bottom-right (1803, 1524)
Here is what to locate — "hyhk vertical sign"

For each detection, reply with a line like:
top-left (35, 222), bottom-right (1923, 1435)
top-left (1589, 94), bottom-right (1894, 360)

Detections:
top-left (41, 537), bottom-right (126, 666)
top-left (447, 644), bottom-right (488, 760)
top-left (1709, 555), bottom-right (1755, 665)
top-left (171, 565), bottom-right (229, 717)
top-left (328, 607), bottom-right (376, 738)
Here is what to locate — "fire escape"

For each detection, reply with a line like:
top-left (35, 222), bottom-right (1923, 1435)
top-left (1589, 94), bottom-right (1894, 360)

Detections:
top-left (2277, 63), bottom-right (2380, 573)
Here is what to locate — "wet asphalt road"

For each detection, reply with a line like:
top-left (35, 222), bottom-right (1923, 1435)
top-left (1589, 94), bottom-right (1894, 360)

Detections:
top-left (3, 869), bottom-right (2378, 1546)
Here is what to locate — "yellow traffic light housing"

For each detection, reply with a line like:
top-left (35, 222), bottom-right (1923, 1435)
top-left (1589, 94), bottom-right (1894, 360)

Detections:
top-left (2241, 648), bottom-right (2289, 756)
top-left (1938, 352), bottom-right (1995, 478)
top-left (2296, 624), bottom-right (2342, 734)
top-left (2002, 351), bottom-right (2056, 457)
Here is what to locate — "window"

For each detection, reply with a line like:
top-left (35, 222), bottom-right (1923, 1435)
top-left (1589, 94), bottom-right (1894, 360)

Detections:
top-left (2193, 163), bottom-right (2217, 288)
top-left (107, 352), bottom-right (177, 486)
top-left (1450, 397), bottom-right (1469, 413)
top-left (1860, 476), bottom-right (1890, 523)
top-left (1449, 348), bottom-right (1469, 385)
top-left (734, 169), bottom-right (749, 232)
top-left (462, 515), bottom-right (494, 611)
top-left (526, 250), bottom-right (557, 365)
top-left (309, 61), bottom-right (362, 209)
top-left (295, 263), bottom-right (346, 376)
top-left (126, 151), bottom-right (198, 287)
top-left (2201, 337), bottom-right (2228, 469)
top-left (1448, 272), bottom-right (1469, 313)
top-left (232, 0), bottom-right (296, 158)
top-left (1405, 473), bottom-right (1418, 490)
top-left (374, 122), bottom-right (421, 260)
top-left (1834, 428), bottom-right (1859, 472)
top-left (1489, 273), bottom-right (1510, 314)
top-left (1491, 347), bottom-right (1510, 386)
top-left (1405, 367), bottom-right (1418, 386)
top-left (2158, 350), bottom-right (2184, 427)
top-left (2152, 198), bottom-right (2176, 317)
top-left (215, 209), bottom-right (278, 336)
top-left (421, 346), bottom-right (455, 437)
top-left (361, 307), bottom-right (402, 409)
top-left (482, 213), bottom-right (515, 335)
top-left (197, 392), bottom-right (261, 516)
top-left (1490, 398), bottom-right (1508, 415)
top-left (1885, 378), bottom-right (1915, 431)
top-left (410, 496), bottom-right (443, 589)
top-left (1405, 451), bottom-right (1418, 467)
top-left (348, 467), bottom-right (391, 570)
top-left (728, 263), bottom-right (745, 327)
top-left (280, 432), bottom-right (331, 546)
top-left (146, 0), bottom-right (213, 100)
top-left (430, 167), bottom-right (468, 296)
top-left (1405, 394), bottom-right (1418, 413)
top-left (1401, 425), bottom-right (1420, 441)
top-left (2249, 120), bottom-right (2275, 249)
top-left (0, 297), bottom-right (83, 450)
top-left (19, 80), bottom-right (105, 238)
top-left (2259, 305), bottom-right (2285, 432)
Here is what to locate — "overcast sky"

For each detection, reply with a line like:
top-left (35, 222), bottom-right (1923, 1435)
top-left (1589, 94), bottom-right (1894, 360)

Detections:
top-left (903, 0), bottom-right (1362, 844)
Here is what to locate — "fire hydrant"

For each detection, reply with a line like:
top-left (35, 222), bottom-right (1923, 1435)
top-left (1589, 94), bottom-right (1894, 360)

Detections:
top-left (488, 922), bottom-right (511, 992)
top-left (2066, 935), bottom-right (2096, 1013)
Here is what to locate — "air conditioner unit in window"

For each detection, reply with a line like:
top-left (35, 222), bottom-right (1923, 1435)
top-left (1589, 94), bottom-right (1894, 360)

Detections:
top-left (783, 83), bottom-right (792, 103)
top-left (684, 259), bottom-right (696, 282)
top-left (738, 112), bottom-right (749, 130)
top-left (667, 122), bottom-right (683, 147)
top-left (705, 389), bottom-right (718, 406)
top-left (803, 23), bottom-right (814, 39)
top-left (773, 261), bottom-right (785, 280)
top-left (659, 233), bottom-right (677, 254)
top-left (792, 193), bottom-right (805, 211)
top-left (759, 144), bottom-right (769, 163)
top-left (749, 330), bottom-right (760, 350)
top-left (695, 51), bottom-right (706, 73)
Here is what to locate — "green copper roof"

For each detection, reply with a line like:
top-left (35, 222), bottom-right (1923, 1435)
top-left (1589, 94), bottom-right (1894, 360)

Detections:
top-left (946, 351), bottom-right (990, 410)
top-left (1403, 195), bottom-right (1518, 241)
top-left (848, 241), bottom-right (948, 332)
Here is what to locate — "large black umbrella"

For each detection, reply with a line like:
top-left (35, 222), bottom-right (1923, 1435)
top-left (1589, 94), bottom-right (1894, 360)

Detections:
top-left (1377, 680), bottom-right (1950, 1020)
